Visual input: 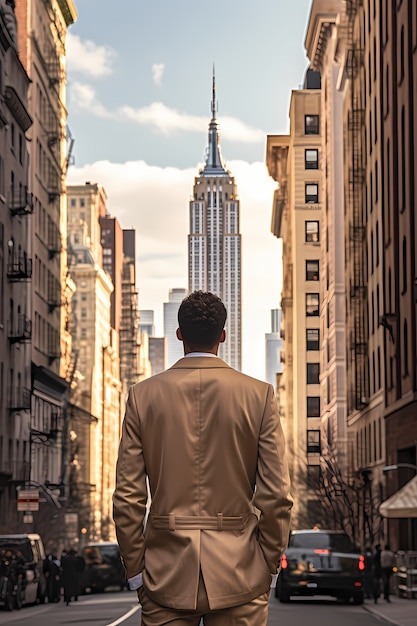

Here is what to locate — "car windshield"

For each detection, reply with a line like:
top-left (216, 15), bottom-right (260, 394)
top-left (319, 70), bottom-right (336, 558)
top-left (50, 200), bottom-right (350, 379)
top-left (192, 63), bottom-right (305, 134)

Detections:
top-left (289, 532), bottom-right (359, 552)
top-left (0, 539), bottom-right (33, 562)
top-left (83, 544), bottom-right (120, 566)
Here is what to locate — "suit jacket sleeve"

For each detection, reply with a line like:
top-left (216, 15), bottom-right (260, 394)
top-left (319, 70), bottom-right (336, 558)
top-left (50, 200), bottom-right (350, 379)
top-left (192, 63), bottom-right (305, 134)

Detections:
top-left (254, 385), bottom-right (293, 574)
top-left (113, 388), bottom-right (147, 579)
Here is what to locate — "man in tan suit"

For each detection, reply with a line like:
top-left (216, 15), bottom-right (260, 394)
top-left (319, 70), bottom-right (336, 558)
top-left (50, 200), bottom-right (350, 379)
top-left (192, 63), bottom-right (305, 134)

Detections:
top-left (113, 291), bottom-right (293, 625)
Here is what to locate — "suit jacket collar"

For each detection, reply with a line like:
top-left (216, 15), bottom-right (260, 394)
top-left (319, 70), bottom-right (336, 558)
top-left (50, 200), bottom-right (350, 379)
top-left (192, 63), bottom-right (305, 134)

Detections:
top-left (170, 356), bottom-right (232, 370)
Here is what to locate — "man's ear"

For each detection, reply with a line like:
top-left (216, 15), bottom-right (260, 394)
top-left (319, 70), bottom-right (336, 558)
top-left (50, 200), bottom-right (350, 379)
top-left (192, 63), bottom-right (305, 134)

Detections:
top-left (176, 328), bottom-right (183, 341)
top-left (219, 329), bottom-right (226, 344)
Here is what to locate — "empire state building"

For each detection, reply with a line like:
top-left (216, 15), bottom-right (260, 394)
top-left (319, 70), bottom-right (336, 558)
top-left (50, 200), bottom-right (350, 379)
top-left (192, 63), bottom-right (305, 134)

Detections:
top-left (188, 72), bottom-right (241, 370)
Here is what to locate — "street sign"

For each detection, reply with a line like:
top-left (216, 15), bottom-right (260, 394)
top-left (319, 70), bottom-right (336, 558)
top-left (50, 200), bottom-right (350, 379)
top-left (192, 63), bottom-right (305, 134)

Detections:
top-left (17, 489), bottom-right (39, 511)
top-left (65, 513), bottom-right (78, 524)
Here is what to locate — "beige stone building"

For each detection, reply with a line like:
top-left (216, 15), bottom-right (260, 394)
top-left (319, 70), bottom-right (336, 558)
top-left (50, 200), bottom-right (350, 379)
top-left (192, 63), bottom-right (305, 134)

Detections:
top-left (67, 183), bottom-right (121, 541)
top-left (266, 73), bottom-right (323, 527)
top-left (269, 0), bottom-right (417, 550)
top-left (304, 0), bottom-right (351, 521)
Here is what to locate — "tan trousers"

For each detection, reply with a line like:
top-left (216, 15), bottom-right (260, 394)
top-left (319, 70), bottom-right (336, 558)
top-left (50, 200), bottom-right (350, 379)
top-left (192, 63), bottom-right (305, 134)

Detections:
top-left (137, 573), bottom-right (270, 626)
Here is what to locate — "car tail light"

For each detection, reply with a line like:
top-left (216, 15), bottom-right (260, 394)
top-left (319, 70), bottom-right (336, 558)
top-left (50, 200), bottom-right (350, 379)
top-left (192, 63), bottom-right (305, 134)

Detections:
top-left (314, 549), bottom-right (329, 554)
top-left (281, 554), bottom-right (288, 569)
top-left (358, 555), bottom-right (365, 571)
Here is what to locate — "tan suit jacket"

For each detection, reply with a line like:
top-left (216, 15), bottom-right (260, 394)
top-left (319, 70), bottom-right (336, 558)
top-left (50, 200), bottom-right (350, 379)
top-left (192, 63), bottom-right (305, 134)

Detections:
top-left (113, 356), bottom-right (293, 610)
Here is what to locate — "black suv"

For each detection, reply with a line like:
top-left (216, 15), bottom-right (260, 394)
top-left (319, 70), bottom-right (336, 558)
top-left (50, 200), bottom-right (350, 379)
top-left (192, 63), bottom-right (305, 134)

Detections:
top-left (80, 542), bottom-right (127, 593)
top-left (276, 529), bottom-right (365, 604)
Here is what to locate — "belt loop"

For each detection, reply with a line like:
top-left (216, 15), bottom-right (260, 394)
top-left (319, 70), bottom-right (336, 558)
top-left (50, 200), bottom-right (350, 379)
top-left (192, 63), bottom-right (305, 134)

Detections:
top-left (217, 513), bottom-right (223, 531)
top-left (169, 513), bottom-right (176, 531)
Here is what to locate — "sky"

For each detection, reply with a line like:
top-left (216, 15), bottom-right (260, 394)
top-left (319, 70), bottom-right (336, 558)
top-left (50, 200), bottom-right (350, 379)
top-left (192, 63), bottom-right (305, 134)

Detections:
top-left (65, 0), bottom-right (313, 380)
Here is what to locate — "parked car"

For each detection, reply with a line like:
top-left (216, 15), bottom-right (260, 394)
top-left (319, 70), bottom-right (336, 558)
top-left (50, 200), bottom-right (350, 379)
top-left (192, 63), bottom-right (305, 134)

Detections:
top-left (0, 533), bottom-right (46, 610)
top-left (276, 529), bottom-right (365, 604)
top-left (80, 542), bottom-right (127, 593)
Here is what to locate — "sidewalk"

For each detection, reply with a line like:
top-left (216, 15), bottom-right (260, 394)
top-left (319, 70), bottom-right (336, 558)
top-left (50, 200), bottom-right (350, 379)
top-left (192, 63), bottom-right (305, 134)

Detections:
top-left (362, 595), bottom-right (417, 626)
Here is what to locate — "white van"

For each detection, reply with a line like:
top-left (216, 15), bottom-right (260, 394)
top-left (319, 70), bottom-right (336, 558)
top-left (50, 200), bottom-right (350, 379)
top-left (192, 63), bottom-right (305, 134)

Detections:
top-left (0, 533), bottom-right (47, 610)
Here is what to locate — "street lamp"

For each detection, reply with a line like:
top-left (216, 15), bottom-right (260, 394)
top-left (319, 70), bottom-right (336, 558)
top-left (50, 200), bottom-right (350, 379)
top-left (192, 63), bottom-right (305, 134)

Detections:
top-left (383, 464), bottom-right (417, 473)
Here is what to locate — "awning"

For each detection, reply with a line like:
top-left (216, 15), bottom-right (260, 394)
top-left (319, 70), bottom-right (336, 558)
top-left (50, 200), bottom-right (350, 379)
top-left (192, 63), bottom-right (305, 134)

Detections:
top-left (379, 475), bottom-right (417, 518)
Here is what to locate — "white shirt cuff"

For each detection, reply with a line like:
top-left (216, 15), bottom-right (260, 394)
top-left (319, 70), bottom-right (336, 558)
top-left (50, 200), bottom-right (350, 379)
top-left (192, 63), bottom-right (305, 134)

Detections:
top-left (128, 572), bottom-right (143, 590)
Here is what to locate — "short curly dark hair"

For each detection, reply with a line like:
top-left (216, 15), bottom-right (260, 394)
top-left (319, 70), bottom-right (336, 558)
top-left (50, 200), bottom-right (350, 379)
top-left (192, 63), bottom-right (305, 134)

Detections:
top-left (178, 291), bottom-right (227, 349)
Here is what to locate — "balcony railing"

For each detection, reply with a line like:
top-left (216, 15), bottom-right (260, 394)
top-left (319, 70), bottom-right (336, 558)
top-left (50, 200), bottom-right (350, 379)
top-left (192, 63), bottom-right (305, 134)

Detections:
top-left (47, 329), bottom-right (60, 362)
top-left (8, 387), bottom-right (32, 412)
top-left (47, 275), bottom-right (61, 311)
top-left (48, 223), bottom-right (61, 259)
top-left (8, 314), bottom-right (32, 344)
top-left (8, 186), bottom-right (34, 216)
top-left (7, 253), bottom-right (32, 281)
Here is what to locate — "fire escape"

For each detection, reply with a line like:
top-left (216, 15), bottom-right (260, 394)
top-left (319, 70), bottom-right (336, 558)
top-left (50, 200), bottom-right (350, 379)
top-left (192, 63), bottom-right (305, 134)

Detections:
top-left (346, 0), bottom-right (368, 411)
top-left (7, 185), bottom-right (34, 216)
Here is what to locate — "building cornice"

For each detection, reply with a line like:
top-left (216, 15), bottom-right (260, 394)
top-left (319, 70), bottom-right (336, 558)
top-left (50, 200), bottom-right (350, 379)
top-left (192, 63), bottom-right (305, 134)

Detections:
top-left (304, 0), bottom-right (342, 70)
top-left (57, 0), bottom-right (78, 26)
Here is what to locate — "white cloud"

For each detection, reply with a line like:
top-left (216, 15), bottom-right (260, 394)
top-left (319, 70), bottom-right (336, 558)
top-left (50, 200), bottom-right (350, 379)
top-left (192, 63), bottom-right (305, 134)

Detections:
top-left (152, 63), bottom-right (165, 86)
top-left (66, 33), bottom-right (115, 77)
top-left (66, 158), bottom-right (281, 380)
top-left (120, 102), bottom-right (205, 135)
top-left (69, 83), bottom-right (265, 144)
top-left (69, 82), bottom-right (114, 118)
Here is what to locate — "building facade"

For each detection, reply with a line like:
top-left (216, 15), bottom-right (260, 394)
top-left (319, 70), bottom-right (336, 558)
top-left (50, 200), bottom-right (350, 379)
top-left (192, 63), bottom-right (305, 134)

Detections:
top-left (268, 0), bottom-right (417, 550)
top-left (378, 0), bottom-right (417, 550)
top-left (0, 1), bottom-right (33, 528)
top-left (0, 0), bottom-right (76, 537)
top-left (188, 73), bottom-right (241, 369)
top-left (67, 183), bottom-right (121, 541)
top-left (265, 309), bottom-right (283, 387)
top-left (163, 288), bottom-right (187, 367)
top-left (267, 74), bottom-right (323, 528)
top-left (304, 0), bottom-right (351, 507)
top-left (120, 229), bottom-right (140, 389)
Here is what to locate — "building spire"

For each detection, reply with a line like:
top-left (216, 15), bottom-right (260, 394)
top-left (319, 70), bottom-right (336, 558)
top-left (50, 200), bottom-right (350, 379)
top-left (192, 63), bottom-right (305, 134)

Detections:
top-left (211, 63), bottom-right (217, 120)
top-left (203, 65), bottom-right (227, 176)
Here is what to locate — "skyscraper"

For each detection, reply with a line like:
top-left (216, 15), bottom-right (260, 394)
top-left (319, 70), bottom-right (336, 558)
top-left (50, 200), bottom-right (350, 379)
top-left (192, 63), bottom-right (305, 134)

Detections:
top-left (164, 288), bottom-right (187, 367)
top-left (188, 71), bottom-right (241, 370)
top-left (265, 309), bottom-right (283, 387)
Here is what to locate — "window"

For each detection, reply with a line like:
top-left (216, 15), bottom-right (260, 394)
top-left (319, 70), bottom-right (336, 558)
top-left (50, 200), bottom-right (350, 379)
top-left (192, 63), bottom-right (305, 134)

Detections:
top-left (307, 430), bottom-right (321, 454)
top-left (307, 396), bottom-right (320, 417)
top-left (305, 183), bottom-right (319, 203)
top-left (70, 198), bottom-right (76, 208)
top-left (307, 363), bottom-right (320, 385)
top-left (307, 465), bottom-right (320, 489)
top-left (305, 220), bottom-right (319, 242)
top-left (305, 115), bottom-right (319, 135)
top-left (305, 149), bottom-right (319, 169)
top-left (306, 293), bottom-right (319, 316)
top-left (306, 328), bottom-right (319, 350)
top-left (80, 198), bottom-right (85, 208)
top-left (306, 260), bottom-right (319, 281)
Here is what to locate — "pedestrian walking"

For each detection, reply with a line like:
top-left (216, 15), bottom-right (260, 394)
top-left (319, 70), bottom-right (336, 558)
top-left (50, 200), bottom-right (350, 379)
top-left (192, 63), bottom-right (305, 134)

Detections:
top-left (61, 548), bottom-right (78, 605)
top-left (372, 544), bottom-right (382, 603)
top-left (364, 546), bottom-right (373, 599)
top-left (380, 544), bottom-right (396, 602)
top-left (113, 290), bottom-right (293, 626)
top-left (44, 554), bottom-right (61, 603)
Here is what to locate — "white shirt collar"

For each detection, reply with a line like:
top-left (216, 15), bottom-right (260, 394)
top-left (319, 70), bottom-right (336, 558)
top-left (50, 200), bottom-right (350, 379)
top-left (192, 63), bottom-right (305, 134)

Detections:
top-left (184, 352), bottom-right (218, 358)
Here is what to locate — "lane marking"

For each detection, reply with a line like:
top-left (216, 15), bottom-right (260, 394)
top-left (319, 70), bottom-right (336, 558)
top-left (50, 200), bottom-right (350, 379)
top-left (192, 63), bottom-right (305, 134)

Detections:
top-left (106, 604), bottom-right (141, 626)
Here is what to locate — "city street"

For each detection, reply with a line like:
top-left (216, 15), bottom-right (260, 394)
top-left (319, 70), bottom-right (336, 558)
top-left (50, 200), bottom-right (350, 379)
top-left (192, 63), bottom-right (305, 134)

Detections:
top-left (0, 591), bottom-right (403, 626)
